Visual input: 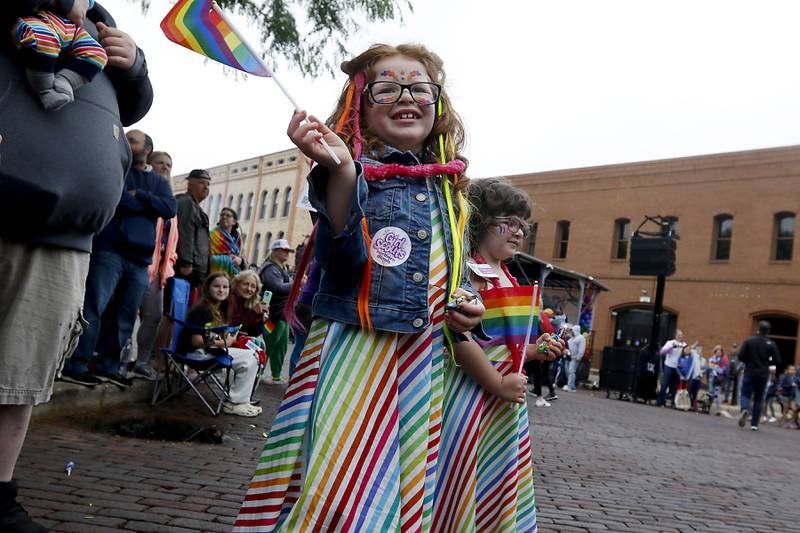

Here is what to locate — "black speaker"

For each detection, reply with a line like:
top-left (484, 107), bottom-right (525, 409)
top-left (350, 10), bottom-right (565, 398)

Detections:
top-left (630, 234), bottom-right (676, 276)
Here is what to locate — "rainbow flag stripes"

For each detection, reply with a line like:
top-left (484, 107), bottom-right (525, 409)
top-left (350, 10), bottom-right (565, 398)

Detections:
top-left (479, 285), bottom-right (539, 349)
top-left (260, 319), bottom-right (276, 338)
top-left (160, 0), bottom-right (271, 77)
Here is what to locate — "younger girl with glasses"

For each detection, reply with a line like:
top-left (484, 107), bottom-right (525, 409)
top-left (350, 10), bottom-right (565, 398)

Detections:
top-left (236, 43), bottom-right (563, 532)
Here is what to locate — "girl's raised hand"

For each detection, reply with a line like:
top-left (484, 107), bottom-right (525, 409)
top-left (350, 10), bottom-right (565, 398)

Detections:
top-left (287, 111), bottom-right (353, 171)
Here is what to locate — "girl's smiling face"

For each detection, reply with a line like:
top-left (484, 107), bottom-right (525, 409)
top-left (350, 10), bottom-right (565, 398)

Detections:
top-left (207, 275), bottom-right (229, 303)
top-left (363, 56), bottom-right (437, 153)
top-left (482, 216), bottom-right (526, 262)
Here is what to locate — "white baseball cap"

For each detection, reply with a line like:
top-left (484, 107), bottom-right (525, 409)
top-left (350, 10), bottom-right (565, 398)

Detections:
top-left (270, 239), bottom-right (293, 251)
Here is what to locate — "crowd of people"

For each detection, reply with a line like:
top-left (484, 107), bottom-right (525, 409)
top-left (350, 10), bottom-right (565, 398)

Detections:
top-left (655, 324), bottom-right (799, 431)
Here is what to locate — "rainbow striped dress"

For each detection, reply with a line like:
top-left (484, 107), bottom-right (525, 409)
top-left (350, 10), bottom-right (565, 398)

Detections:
top-left (235, 182), bottom-right (450, 531)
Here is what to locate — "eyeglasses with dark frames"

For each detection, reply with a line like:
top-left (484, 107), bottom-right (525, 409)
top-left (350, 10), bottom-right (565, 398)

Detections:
top-left (363, 81), bottom-right (442, 106)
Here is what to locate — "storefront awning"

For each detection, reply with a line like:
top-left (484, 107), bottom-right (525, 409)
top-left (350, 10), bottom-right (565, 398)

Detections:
top-left (505, 252), bottom-right (610, 292)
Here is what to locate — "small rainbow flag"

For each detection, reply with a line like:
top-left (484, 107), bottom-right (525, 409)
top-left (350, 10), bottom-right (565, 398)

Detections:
top-left (261, 319), bottom-right (276, 338)
top-left (479, 285), bottom-right (539, 349)
top-left (160, 0), bottom-right (271, 77)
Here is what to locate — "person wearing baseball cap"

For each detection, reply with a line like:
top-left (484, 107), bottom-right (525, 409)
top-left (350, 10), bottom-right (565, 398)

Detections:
top-left (175, 169), bottom-right (211, 287)
top-left (259, 238), bottom-right (294, 383)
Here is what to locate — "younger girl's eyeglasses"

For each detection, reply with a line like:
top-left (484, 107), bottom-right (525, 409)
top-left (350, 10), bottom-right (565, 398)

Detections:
top-left (492, 216), bottom-right (531, 237)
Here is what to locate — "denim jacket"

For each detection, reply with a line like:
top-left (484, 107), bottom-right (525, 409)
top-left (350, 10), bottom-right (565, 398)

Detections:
top-left (308, 146), bottom-right (474, 333)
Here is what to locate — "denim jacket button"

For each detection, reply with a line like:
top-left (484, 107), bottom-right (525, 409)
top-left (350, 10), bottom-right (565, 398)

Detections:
top-left (412, 318), bottom-right (424, 328)
top-left (415, 192), bottom-right (427, 202)
top-left (412, 272), bottom-right (424, 283)
top-left (417, 229), bottom-right (428, 240)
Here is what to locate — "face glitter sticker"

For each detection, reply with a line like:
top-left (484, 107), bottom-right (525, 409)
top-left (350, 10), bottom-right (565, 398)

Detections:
top-left (371, 226), bottom-right (412, 267)
top-left (379, 69), bottom-right (424, 82)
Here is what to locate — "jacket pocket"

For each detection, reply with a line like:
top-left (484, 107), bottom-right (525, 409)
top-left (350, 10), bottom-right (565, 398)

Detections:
top-left (365, 180), bottom-right (406, 223)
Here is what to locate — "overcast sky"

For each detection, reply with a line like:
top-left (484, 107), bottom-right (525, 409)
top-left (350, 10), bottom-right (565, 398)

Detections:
top-left (107, 0), bottom-right (800, 178)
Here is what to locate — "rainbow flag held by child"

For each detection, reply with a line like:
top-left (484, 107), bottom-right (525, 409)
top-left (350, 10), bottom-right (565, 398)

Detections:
top-left (478, 284), bottom-right (539, 349)
top-left (160, 0), bottom-right (271, 77)
top-left (260, 319), bottom-right (276, 338)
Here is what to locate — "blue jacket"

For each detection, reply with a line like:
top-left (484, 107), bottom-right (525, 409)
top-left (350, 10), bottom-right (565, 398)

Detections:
top-left (93, 167), bottom-right (176, 265)
top-left (308, 147), bottom-right (472, 334)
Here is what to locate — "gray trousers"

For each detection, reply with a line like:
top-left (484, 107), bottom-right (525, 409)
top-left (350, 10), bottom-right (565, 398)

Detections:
top-left (136, 277), bottom-right (164, 365)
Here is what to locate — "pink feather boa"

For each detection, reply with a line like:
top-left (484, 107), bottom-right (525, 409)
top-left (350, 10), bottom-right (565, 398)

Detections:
top-left (363, 159), bottom-right (466, 181)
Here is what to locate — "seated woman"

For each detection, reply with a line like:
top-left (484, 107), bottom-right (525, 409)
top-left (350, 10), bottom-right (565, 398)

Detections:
top-left (177, 272), bottom-right (261, 417)
top-left (210, 207), bottom-right (246, 278)
top-left (229, 270), bottom-right (269, 338)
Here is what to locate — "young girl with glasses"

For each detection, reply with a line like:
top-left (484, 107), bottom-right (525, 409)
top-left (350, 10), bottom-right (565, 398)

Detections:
top-left (235, 43), bottom-right (563, 532)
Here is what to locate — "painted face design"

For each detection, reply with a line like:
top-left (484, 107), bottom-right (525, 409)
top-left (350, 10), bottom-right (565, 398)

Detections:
top-left (379, 69), bottom-right (424, 82)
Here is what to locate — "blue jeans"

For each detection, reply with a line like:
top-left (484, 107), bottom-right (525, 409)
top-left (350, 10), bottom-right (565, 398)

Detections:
top-left (567, 358), bottom-right (580, 391)
top-left (64, 251), bottom-right (149, 375)
top-left (287, 329), bottom-right (308, 378)
top-left (740, 374), bottom-right (768, 427)
top-left (656, 365), bottom-right (679, 406)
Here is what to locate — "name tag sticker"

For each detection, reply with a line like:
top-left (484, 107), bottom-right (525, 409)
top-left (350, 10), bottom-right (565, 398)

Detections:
top-left (371, 226), bottom-right (411, 267)
top-left (467, 262), bottom-right (499, 279)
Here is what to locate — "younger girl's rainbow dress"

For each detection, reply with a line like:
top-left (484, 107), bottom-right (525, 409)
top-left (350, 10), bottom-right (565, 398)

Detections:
top-left (431, 276), bottom-right (538, 531)
top-left (234, 180), bottom-right (450, 531)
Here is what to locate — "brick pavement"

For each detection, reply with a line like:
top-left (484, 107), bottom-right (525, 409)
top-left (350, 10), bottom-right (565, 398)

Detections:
top-left (17, 385), bottom-right (800, 532)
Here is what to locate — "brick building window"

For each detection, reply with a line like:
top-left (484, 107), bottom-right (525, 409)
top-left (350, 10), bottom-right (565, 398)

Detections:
top-left (278, 231), bottom-right (285, 240)
top-left (245, 192), bottom-right (254, 220)
top-left (252, 233), bottom-right (261, 264)
top-left (259, 191), bottom-right (268, 219)
top-left (712, 214), bottom-right (733, 261)
top-left (554, 220), bottom-right (570, 259)
top-left (270, 188), bottom-right (280, 218)
top-left (282, 186), bottom-right (292, 217)
top-left (773, 212), bottom-right (796, 261)
top-left (612, 218), bottom-right (630, 260)
top-left (526, 222), bottom-right (538, 256)
top-left (265, 232), bottom-right (273, 254)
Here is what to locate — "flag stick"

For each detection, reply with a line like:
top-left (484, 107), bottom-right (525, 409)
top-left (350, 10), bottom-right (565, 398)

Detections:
top-left (517, 282), bottom-right (539, 374)
top-left (211, 2), bottom-right (342, 165)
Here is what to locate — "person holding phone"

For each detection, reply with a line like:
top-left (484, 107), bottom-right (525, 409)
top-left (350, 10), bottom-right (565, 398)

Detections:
top-left (657, 329), bottom-right (689, 407)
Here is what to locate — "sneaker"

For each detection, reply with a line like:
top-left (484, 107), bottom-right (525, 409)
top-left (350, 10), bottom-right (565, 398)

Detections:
top-left (272, 378), bottom-right (287, 385)
top-left (545, 394), bottom-right (558, 402)
top-left (94, 371), bottom-right (132, 388)
top-left (738, 410), bottom-right (749, 428)
top-left (534, 398), bottom-right (551, 408)
top-left (130, 363), bottom-right (159, 381)
top-left (750, 426), bottom-right (759, 431)
top-left (562, 385), bottom-right (569, 391)
top-left (0, 480), bottom-right (48, 532)
top-left (58, 370), bottom-right (101, 387)
top-left (768, 416), bottom-right (777, 423)
top-left (721, 411), bottom-right (733, 419)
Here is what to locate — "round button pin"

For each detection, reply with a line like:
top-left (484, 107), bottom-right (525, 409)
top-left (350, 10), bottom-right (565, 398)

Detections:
top-left (412, 272), bottom-right (424, 283)
top-left (417, 229), bottom-right (428, 240)
top-left (415, 192), bottom-right (427, 202)
top-left (412, 318), bottom-right (424, 328)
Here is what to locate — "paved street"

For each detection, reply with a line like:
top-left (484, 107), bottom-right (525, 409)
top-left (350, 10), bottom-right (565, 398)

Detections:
top-left (18, 384), bottom-right (800, 532)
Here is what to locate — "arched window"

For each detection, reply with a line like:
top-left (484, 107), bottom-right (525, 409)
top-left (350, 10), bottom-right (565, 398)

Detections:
top-left (236, 193), bottom-right (243, 217)
top-left (245, 192), bottom-right (254, 220)
top-left (712, 214), bottom-right (733, 261)
top-left (278, 231), bottom-right (285, 240)
top-left (264, 232), bottom-right (273, 256)
top-left (526, 222), bottom-right (538, 256)
top-left (213, 193), bottom-right (222, 223)
top-left (206, 194), bottom-right (214, 217)
top-left (612, 218), bottom-right (630, 260)
top-left (282, 186), bottom-right (292, 217)
top-left (227, 194), bottom-right (233, 208)
top-left (773, 212), bottom-right (796, 261)
top-left (251, 233), bottom-right (261, 265)
top-left (270, 188), bottom-right (280, 218)
top-left (554, 220), bottom-right (570, 259)
top-left (259, 190), bottom-right (268, 219)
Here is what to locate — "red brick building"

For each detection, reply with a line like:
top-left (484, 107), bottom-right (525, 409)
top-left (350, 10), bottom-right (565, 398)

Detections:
top-left (507, 146), bottom-right (800, 369)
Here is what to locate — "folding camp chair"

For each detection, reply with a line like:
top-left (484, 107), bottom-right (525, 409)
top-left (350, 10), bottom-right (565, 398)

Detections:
top-left (151, 278), bottom-right (237, 416)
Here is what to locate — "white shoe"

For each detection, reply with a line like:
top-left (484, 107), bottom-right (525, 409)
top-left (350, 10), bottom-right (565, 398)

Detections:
top-left (721, 411), bottom-right (733, 419)
top-left (562, 385), bottom-right (569, 391)
top-left (534, 398), bottom-right (551, 408)
top-left (768, 417), bottom-right (777, 423)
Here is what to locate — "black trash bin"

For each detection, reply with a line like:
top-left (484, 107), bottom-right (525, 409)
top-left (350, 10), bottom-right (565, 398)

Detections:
top-left (635, 349), bottom-right (660, 402)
